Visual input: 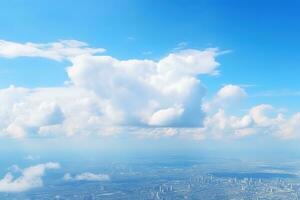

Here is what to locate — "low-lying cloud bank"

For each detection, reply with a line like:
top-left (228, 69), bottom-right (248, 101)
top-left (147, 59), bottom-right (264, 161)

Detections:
top-left (0, 39), bottom-right (299, 140)
top-left (63, 172), bottom-right (110, 182)
top-left (0, 162), bottom-right (60, 192)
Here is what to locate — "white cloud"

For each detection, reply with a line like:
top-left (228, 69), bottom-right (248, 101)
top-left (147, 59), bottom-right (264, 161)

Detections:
top-left (195, 103), bottom-right (300, 139)
top-left (132, 127), bottom-right (206, 140)
top-left (0, 86), bottom-right (111, 138)
top-left (0, 86), bottom-right (66, 138)
top-left (66, 48), bottom-right (217, 128)
top-left (199, 85), bottom-right (299, 139)
top-left (157, 48), bottom-right (220, 76)
top-left (0, 40), bottom-right (105, 61)
top-left (0, 162), bottom-right (60, 192)
top-left (277, 113), bottom-right (300, 139)
top-left (0, 39), bottom-right (299, 140)
top-left (249, 104), bottom-right (280, 126)
top-left (0, 41), bottom-right (222, 138)
top-left (63, 172), bottom-right (110, 182)
top-left (216, 84), bottom-right (247, 100)
top-left (148, 106), bottom-right (184, 126)
top-left (203, 84), bottom-right (247, 112)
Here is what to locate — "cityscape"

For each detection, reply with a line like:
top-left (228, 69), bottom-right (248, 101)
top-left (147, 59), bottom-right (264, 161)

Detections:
top-left (1, 154), bottom-right (300, 199)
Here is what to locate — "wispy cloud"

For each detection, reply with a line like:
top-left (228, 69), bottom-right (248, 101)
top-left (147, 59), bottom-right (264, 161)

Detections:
top-left (173, 41), bottom-right (188, 51)
top-left (0, 39), bottom-right (105, 61)
top-left (127, 36), bottom-right (135, 41)
top-left (253, 89), bottom-right (300, 97)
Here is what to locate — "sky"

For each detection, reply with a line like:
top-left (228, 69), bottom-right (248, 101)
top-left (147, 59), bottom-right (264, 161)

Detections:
top-left (0, 1), bottom-right (300, 142)
top-left (1, 0), bottom-right (300, 193)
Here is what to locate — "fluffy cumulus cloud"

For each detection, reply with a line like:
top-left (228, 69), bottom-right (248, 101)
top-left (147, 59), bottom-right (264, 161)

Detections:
top-left (0, 39), bottom-right (299, 140)
top-left (0, 86), bottom-right (111, 138)
top-left (63, 172), bottom-right (110, 182)
top-left (196, 102), bottom-right (300, 139)
top-left (0, 40), bottom-right (223, 138)
top-left (0, 162), bottom-right (60, 192)
top-left (186, 84), bottom-right (300, 140)
top-left (277, 113), bottom-right (300, 139)
top-left (203, 84), bottom-right (247, 112)
top-left (66, 48), bottom-right (219, 127)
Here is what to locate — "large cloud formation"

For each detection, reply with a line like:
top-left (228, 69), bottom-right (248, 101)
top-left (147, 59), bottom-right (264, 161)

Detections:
top-left (0, 162), bottom-right (60, 192)
top-left (0, 39), bottom-right (299, 139)
top-left (0, 40), bottom-right (221, 138)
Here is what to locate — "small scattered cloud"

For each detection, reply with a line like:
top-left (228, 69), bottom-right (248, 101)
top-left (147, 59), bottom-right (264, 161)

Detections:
top-left (63, 172), bottom-right (110, 182)
top-left (203, 84), bottom-right (247, 112)
top-left (0, 162), bottom-right (60, 192)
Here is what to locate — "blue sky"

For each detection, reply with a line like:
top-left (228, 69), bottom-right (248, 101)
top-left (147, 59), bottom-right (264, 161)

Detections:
top-left (0, 0), bottom-right (299, 141)
top-left (1, 0), bottom-right (300, 110)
